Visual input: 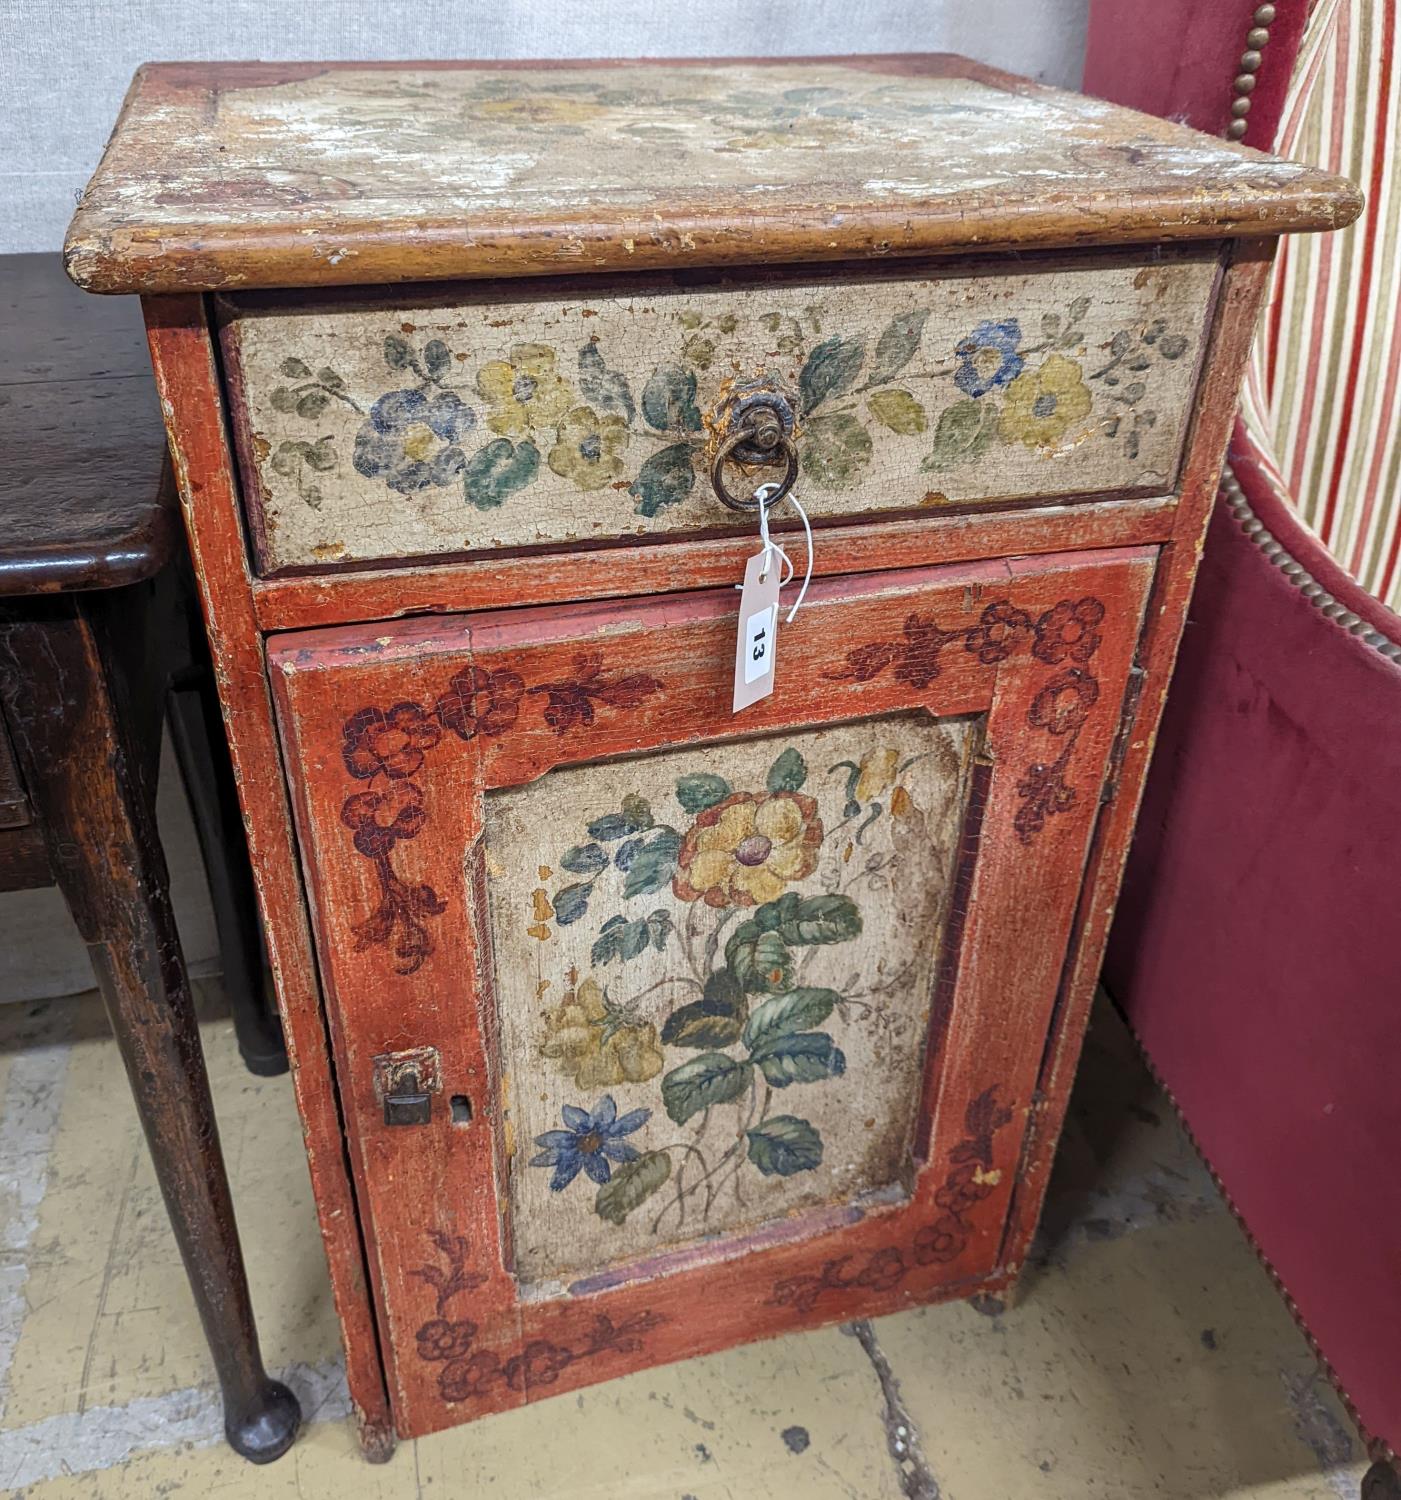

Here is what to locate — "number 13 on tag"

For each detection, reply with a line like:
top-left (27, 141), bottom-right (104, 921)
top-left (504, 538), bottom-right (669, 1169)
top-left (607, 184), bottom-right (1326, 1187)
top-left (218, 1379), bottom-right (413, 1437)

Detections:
top-left (733, 550), bottom-right (782, 713)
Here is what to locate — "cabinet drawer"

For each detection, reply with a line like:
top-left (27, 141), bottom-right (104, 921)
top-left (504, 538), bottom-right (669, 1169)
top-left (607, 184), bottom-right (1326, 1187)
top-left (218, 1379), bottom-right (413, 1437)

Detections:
top-left (224, 250), bottom-right (1218, 574)
top-left (270, 545), bottom-right (1153, 1435)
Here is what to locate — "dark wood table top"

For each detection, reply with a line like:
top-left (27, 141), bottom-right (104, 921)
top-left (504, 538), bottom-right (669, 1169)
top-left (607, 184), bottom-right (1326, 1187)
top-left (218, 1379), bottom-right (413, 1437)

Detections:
top-left (0, 253), bottom-right (174, 596)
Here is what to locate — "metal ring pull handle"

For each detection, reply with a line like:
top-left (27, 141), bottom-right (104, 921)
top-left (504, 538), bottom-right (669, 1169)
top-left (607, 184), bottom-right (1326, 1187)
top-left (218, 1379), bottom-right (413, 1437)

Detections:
top-left (708, 383), bottom-right (802, 512)
top-left (709, 423), bottom-right (800, 512)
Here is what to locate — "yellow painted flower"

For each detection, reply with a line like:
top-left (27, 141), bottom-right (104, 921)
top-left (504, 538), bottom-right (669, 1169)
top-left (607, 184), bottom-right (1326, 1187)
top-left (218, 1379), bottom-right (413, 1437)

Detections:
top-left (673, 791), bottom-right (824, 908)
top-left (476, 95), bottom-right (603, 125)
top-left (998, 355), bottom-right (1093, 450)
top-left (548, 405), bottom-right (631, 490)
top-left (855, 747), bottom-right (900, 802)
top-left (539, 978), bottom-right (663, 1089)
top-left (475, 344), bottom-right (574, 438)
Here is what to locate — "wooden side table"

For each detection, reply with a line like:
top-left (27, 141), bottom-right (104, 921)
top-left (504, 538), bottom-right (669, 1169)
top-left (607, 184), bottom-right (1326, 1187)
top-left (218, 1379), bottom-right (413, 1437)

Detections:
top-left (64, 55), bottom-right (1359, 1458)
top-left (0, 253), bottom-right (301, 1462)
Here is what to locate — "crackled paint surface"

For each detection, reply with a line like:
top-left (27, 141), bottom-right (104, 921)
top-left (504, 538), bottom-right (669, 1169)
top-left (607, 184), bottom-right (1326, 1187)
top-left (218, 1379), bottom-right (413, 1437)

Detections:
top-left (225, 254), bottom-right (1216, 568)
top-left (71, 61), bottom-right (1332, 234)
top-left (484, 718), bottom-right (972, 1286)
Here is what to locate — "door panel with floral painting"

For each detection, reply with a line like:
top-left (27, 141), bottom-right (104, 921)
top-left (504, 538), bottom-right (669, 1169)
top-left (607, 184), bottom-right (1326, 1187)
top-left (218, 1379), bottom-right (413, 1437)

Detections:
top-left (268, 545), bottom-right (1154, 1433)
top-left (486, 715), bottom-right (974, 1283)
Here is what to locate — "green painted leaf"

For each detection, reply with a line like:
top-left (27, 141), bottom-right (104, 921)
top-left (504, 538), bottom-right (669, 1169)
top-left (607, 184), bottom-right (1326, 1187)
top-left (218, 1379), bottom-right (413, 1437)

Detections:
top-left (641, 364), bottom-right (703, 432)
top-left (725, 923), bottom-right (793, 994)
top-left (560, 843), bottom-right (608, 876)
top-left (590, 913), bottom-right (653, 966)
top-left (621, 794), bottom-right (655, 831)
top-left (621, 829), bottom-right (683, 899)
top-left (676, 773), bottom-right (732, 813)
top-left (746, 1116), bottom-right (823, 1176)
top-left (661, 968), bottom-right (747, 1050)
top-left (578, 342), bottom-right (636, 422)
top-left (765, 747), bottom-right (807, 793)
top-left (752, 1032), bottom-right (847, 1088)
top-left (553, 882), bottom-right (592, 926)
top-left (423, 339), bottom-right (452, 378)
top-left (269, 386), bottom-right (299, 413)
top-left (662, 1053), bottom-right (753, 1124)
top-left (620, 919), bottom-right (652, 961)
top-left (296, 389), bottom-right (330, 419)
top-left (867, 388), bottom-right (927, 435)
top-left (645, 909), bottom-right (673, 951)
top-left (316, 367), bottom-right (345, 391)
top-left (304, 437), bottom-right (337, 472)
top-left (660, 1002), bottom-right (744, 1050)
top-left (464, 438), bottom-right (540, 511)
top-left (629, 442), bottom-right (696, 518)
top-left (595, 1151), bottom-right (672, 1225)
top-left (743, 988), bottom-right (840, 1052)
top-left (802, 412), bottom-right (874, 490)
top-left (383, 334), bottom-right (414, 370)
top-left (868, 311), bottom-right (930, 385)
top-left (799, 336), bottom-right (864, 413)
top-left (923, 399), bottom-right (999, 472)
top-left (279, 357), bottom-right (313, 379)
top-left (587, 812), bottom-right (634, 841)
top-left (754, 893), bottom-right (863, 947)
top-left (271, 441), bottom-right (307, 477)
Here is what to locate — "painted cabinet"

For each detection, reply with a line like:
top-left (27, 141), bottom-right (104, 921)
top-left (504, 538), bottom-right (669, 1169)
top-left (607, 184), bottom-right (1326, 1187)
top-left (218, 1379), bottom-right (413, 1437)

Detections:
top-left (65, 51), bottom-right (1357, 1457)
top-left (269, 548), bottom-right (1152, 1434)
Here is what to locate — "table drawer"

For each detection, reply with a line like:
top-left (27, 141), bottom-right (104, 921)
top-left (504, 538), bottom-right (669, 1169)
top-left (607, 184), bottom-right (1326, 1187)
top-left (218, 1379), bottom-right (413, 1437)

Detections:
top-left (222, 250), bottom-right (1219, 574)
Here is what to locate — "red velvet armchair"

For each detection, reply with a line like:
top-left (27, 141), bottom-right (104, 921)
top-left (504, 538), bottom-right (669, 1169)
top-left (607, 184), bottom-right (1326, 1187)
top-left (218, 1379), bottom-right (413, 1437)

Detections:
top-left (1085, 2), bottom-right (1401, 1493)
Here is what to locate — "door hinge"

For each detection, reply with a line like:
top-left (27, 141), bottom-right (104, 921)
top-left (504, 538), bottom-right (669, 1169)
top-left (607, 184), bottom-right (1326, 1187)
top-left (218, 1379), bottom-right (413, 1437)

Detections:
top-left (1101, 665), bottom-right (1147, 806)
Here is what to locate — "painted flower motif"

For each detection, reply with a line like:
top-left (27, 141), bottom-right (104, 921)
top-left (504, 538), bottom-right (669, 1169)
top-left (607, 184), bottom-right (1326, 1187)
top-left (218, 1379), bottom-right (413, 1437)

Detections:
top-left (1028, 668), bottom-right (1101, 737)
top-left (476, 344), bottom-right (574, 437)
top-left (416, 1318), bottom-right (477, 1363)
top-left (1032, 597), bottom-right (1105, 665)
top-left (954, 319), bottom-right (1024, 398)
top-left (540, 978), bottom-right (664, 1088)
top-left (352, 388), bottom-right (477, 494)
top-left (853, 1246), bottom-right (907, 1292)
top-left (505, 1340), bottom-right (574, 1390)
top-left (340, 781), bottom-right (428, 858)
top-left (673, 791), bottom-right (824, 908)
top-left (854, 748), bottom-right (900, 803)
top-left (433, 667), bottom-right (525, 741)
top-left (342, 702), bottom-right (442, 780)
top-left (998, 355), bottom-right (1093, 449)
top-left (894, 614), bottom-right (959, 691)
top-left (965, 602), bottom-right (1034, 665)
top-left (913, 1217), bottom-right (965, 1266)
top-left (548, 405), bottom-right (631, 491)
top-left (476, 94), bottom-right (604, 125)
top-left (530, 1095), bottom-right (651, 1192)
top-left (439, 1350), bottom-right (503, 1402)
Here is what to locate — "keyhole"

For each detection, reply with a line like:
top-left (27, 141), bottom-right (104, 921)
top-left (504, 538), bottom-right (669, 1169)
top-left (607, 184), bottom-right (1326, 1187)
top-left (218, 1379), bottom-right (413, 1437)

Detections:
top-left (450, 1095), bottom-right (473, 1125)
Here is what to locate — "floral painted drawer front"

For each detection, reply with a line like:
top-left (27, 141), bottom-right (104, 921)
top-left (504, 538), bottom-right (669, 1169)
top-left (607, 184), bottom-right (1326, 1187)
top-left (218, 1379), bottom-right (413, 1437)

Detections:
top-left (221, 252), bottom-right (1217, 571)
top-left (483, 716), bottom-right (974, 1287)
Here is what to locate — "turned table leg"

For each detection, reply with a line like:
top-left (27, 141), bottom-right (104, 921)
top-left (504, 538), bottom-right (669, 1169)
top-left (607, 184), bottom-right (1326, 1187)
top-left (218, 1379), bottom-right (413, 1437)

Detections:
top-left (0, 595), bottom-right (301, 1462)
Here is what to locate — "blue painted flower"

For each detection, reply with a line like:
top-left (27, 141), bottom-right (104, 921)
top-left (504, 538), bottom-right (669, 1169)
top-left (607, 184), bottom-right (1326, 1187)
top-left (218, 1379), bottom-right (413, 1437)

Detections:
top-left (352, 388), bottom-right (477, 494)
top-left (530, 1095), bottom-right (650, 1192)
top-left (954, 319), bottom-right (1025, 399)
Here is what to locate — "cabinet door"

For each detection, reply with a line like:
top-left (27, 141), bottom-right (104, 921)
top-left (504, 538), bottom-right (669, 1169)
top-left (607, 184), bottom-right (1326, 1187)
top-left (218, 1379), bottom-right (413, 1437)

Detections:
top-left (270, 546), bottom-right (1153, 1438)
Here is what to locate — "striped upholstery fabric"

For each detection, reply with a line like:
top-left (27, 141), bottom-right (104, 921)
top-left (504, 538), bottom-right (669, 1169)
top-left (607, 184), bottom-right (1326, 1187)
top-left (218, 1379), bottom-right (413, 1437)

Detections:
top-left (1242, 0), bottom-right (1401, 612)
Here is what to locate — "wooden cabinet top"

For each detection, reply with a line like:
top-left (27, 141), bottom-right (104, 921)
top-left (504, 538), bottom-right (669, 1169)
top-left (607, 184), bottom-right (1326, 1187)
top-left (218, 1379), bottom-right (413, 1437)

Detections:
top-left (65, 54), bottom-right (1360, 296)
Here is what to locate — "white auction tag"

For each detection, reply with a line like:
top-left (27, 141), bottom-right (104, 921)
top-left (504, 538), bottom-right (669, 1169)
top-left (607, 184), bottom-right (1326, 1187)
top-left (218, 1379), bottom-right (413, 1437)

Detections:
top-left (732, 550), bottom-right (782, 712)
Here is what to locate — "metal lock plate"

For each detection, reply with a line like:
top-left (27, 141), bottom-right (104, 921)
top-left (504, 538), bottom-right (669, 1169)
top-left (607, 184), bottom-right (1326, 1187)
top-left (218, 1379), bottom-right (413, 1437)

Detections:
top-left (383, 1070), bottom-right (432, 1127)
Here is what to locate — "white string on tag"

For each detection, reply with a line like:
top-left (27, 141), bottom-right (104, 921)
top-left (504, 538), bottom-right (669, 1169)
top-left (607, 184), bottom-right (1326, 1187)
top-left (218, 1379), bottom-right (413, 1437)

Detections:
top-left (750, 481), bottom-right (814, 622)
